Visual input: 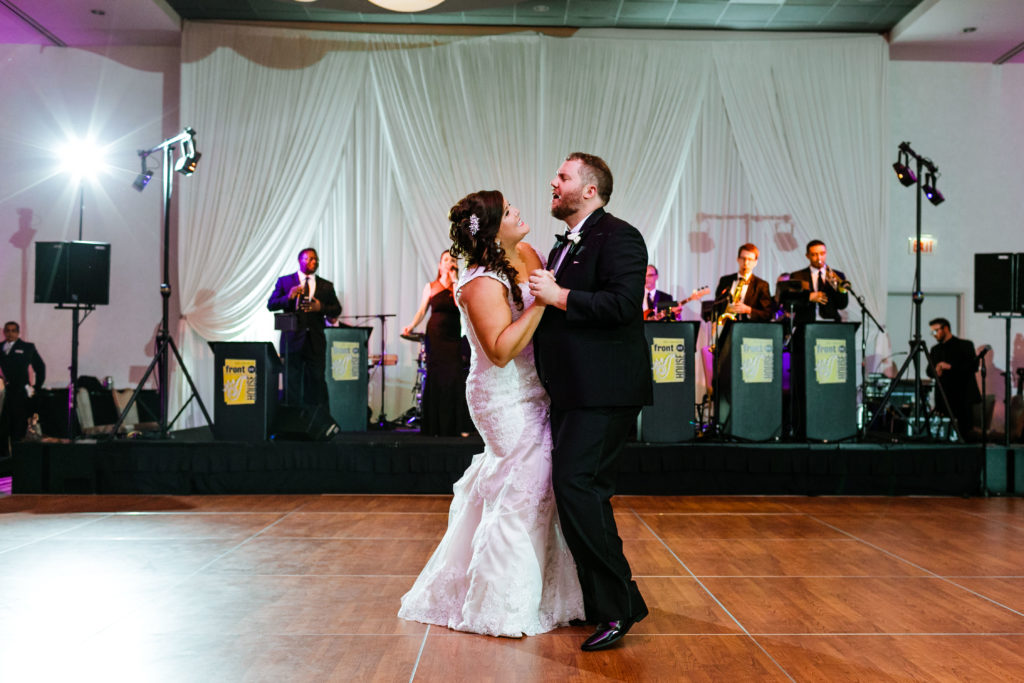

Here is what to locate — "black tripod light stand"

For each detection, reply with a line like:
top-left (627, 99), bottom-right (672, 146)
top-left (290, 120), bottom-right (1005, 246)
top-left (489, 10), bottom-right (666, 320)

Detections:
top-left (866, 141), bottom-right (959, 441)
top-left (111, 128), bottom-right (213, 437)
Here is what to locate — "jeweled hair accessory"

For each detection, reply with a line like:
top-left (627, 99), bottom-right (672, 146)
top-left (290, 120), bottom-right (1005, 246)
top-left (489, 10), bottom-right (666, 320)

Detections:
top-left (468, 214), bottom-right (480, 236)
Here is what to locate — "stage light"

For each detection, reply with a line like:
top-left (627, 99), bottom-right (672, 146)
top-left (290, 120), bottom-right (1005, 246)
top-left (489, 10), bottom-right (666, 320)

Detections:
top-left (133, 154), bottom-right (153, 192)
top-left (922, 172), bottom-right (945, 206)
top-left (132, 170), bottom-right (153, 191)
top-left (892, 150), bottom-right (916, 187)
top-left (58, 136), bottom-right (108, 182)
top-left (174, 133), bottom-right (201, 176)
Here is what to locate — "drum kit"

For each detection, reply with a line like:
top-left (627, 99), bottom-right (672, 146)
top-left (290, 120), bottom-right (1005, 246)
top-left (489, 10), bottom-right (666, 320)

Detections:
top-left (400, 332), bottom-right (426, 427)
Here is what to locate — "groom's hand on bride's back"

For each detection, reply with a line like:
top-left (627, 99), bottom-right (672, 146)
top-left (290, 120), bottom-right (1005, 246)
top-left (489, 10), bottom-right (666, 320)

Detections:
top-left (529, 269), bottom-right (567, 309)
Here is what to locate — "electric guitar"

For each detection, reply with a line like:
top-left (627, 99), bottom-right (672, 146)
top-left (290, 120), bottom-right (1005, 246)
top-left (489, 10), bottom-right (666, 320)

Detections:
top-left (644, 286), bottom-right (712, 320)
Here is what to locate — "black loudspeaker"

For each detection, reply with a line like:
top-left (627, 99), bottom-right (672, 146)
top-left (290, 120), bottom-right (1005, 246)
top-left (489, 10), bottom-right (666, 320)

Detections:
top-left (270, 405), bottom-right (340, 441)
top-left (974, 253), bottom-right (1022, 313)
top-left (34, 241), bottom-right (111, 306)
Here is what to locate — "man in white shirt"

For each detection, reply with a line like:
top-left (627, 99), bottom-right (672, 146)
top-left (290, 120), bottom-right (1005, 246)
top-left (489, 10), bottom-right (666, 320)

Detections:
top-left (788, 240), bottom-right (849, 325)
top-left (267, 248), bottom-right (342, 407)
top-left (0, 321), bottom-right (46, 447)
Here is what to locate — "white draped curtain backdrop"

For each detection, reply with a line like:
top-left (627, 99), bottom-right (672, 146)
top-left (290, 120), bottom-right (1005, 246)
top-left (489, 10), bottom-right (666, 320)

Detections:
top-left (174, 23), bottom-right (888, 427)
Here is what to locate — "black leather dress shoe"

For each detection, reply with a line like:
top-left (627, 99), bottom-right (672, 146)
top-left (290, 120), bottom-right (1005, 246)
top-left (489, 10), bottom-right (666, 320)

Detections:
top-left (569, 618), bottom-right (595, 627)
top-left (580, 608), bottom-right (648, 651)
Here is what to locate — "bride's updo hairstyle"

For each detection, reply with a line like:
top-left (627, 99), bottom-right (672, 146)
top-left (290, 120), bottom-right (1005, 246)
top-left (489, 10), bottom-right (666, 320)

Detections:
top-left (449, 190), bottom-right (524, 309)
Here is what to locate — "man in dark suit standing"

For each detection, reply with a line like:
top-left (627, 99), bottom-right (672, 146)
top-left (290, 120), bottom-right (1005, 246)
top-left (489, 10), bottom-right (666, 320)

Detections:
top-left (787, 239), bottom-right (849, 325)
top-left (267, 248), bottom-right (342, 408)
top-left (713, 243), bottom-right (773, 323)
top-left (0, 321), bottom-right (46, 447)
top-left (529, 152), bottom-right (652, 652)
top-left (928, 317), bottom-right (982, 440)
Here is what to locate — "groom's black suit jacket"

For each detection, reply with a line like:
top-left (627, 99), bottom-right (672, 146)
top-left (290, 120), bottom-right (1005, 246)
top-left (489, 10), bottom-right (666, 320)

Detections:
top-left (534, 207), bottom-right (653, 410)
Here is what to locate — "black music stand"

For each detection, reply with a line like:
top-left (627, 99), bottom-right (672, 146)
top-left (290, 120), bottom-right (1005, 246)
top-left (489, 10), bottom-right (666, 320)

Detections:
top-left (336, 313), bottom-right (395, 429)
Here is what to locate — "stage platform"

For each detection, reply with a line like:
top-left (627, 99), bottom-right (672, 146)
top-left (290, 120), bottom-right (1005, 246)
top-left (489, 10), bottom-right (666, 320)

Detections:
top-left (10, 431), bottom-right (998, 497)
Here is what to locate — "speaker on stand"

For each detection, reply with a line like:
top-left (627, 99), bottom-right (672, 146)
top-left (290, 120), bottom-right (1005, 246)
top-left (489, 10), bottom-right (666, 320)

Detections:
top-left (974, 253), bottom-right (1024, 448)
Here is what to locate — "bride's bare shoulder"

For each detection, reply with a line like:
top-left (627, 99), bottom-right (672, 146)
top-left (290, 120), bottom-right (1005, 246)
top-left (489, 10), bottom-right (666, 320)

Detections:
top-left (516, 242), bottom-right (544, 270)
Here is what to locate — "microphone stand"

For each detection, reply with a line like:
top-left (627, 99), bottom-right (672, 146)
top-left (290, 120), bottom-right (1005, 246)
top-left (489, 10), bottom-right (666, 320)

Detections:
top-left (979, 346), bottom-right (989, 461)
top-left (844, 281), bottom-right (885, 440)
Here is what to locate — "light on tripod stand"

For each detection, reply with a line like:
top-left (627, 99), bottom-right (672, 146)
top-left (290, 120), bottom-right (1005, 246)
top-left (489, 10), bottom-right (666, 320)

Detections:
top-left (132, 170), bottom-right (153, 191)
top-left (174, 132), bottom-right (201, 176)
top-left (58, 136), bottom-right (108, 182)
top-left (133, 154), bottom-right (153, 192)
top-left (892, 150), bottom-right (916, 187)
top-left (922, 172), bottom-right (945, 205)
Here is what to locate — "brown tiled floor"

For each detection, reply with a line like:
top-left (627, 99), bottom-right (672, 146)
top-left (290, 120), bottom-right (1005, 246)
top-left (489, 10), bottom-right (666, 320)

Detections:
top-left (1, 493), bottom-right (1023, 681)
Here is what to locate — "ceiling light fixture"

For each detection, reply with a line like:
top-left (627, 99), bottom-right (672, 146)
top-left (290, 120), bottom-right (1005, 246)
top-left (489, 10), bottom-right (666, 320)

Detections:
top-left (367, 0), bottom-right (445, 11)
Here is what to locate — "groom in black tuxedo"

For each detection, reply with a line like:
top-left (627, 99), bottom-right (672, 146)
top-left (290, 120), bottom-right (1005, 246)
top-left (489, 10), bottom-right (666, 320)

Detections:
top-left (529, 153), bottom-right (652, 651)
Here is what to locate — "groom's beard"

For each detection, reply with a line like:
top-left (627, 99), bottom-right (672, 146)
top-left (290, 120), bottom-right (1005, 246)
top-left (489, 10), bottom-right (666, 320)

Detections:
top-left (550, 186), bottom-right (584, 221)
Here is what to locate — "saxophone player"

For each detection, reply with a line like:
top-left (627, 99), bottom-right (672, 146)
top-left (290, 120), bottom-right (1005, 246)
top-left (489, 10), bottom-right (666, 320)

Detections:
top-left (713, 243), bottom-right (773, 323)
top-left (787, 240), bottom-right (849, 324)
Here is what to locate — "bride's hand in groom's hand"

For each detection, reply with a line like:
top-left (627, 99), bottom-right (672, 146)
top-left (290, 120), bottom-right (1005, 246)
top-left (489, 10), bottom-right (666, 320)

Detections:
top-left (529, 269), bottom-right (566, 310)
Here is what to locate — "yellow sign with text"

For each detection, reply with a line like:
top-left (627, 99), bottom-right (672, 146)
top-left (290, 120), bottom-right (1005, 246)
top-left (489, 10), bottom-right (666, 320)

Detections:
top-left (741, 338), bottom-right (774, 384)
top-left (650, 337), bottom-right (687, 384)
top-left (814, 338), bottom-right (847, 385)
top-left (222, 358), bottom-right (257, 405)
top-left (331, 341), bottom-right (360, 381)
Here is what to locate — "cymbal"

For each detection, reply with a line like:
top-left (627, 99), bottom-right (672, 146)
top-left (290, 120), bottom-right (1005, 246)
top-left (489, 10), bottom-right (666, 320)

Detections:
top-left (401, 332), bottom-right (425, 342)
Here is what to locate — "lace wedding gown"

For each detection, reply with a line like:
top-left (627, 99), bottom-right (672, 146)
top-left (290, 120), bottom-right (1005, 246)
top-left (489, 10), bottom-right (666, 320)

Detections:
top-left (398, 265), bottom-right (584, 637)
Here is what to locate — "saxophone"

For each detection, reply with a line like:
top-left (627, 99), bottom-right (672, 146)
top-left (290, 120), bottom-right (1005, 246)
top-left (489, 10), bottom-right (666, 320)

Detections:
top-left (716, 278), bottom-right (746, 325)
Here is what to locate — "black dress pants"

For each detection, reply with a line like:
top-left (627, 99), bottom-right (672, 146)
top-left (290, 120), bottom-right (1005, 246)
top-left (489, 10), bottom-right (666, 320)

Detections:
top-left (550, 405), bottom-right (646, 622)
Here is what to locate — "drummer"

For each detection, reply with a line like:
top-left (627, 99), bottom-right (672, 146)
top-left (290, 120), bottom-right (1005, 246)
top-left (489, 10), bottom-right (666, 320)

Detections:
top-left (401, 250), bottom-right (471, 436)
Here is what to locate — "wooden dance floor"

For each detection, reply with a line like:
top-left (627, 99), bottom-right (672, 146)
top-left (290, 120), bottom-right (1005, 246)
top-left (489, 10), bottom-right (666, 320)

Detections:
top-left (1, 493), bottom-right (1023, 681)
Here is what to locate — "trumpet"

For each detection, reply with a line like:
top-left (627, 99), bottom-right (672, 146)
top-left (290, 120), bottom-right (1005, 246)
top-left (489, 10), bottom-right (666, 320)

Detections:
top-left (824, 266), bottom-right (849, 292)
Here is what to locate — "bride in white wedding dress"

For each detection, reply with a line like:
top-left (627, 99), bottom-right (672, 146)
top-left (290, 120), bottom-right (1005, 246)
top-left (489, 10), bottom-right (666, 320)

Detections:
top-left (398, 190), bottom-right (584, 637)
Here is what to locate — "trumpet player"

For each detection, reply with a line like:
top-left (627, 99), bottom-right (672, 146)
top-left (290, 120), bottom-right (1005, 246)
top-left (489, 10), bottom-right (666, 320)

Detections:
top-left (713, 243), bottom-right (773, 323)
top-left (788, 240), bottom-right (849, 324)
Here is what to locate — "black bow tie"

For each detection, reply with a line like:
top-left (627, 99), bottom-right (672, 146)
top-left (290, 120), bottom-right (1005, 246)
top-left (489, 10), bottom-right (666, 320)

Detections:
top-left (554, 230), bottom-right (572, 246)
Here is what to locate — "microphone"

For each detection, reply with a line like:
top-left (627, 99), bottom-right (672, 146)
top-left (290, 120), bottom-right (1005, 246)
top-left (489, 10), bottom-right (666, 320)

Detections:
top-left (976, 344), bottom-right (992, 361)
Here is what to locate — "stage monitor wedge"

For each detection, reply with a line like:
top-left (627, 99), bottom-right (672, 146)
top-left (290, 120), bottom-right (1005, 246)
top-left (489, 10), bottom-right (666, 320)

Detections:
top-left (34, 241), bottom-right (111, 306)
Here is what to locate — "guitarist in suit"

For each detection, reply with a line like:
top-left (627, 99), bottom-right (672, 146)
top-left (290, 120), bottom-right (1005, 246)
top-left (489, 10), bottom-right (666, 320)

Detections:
top-left (0, 321), bottom-right (46, 447)
top-left (788, 240), bottom-right (849, 325)
top-left (642, 265), bottom-right (675, 320)
top-left (529, 152), bottom-right (652, 651)
top-left (267, 248), bottom-right (342, 407)
top-left (713, 243), bottom-right (773, 323)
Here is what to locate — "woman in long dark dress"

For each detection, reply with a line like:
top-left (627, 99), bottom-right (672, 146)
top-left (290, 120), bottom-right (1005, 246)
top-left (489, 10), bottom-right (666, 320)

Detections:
top-left (402, 251), bottom-right (471, 436)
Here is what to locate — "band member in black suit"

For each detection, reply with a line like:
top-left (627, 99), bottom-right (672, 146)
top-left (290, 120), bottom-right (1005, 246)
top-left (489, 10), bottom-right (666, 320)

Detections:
top-left (928, 317), bottom-right (983, 440)
top-left (529, 152), bottom-right (652, 652)
top-left (0, 321), bottom-right (46, 446)
top-left (713, 243), bottom-right (773, 323)
top-left (267, 248), bottom-right (342, 407)
top-left (787, 240), bottom-right (849, 325)
top-left (642, 264), bottom-right (675, 320)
